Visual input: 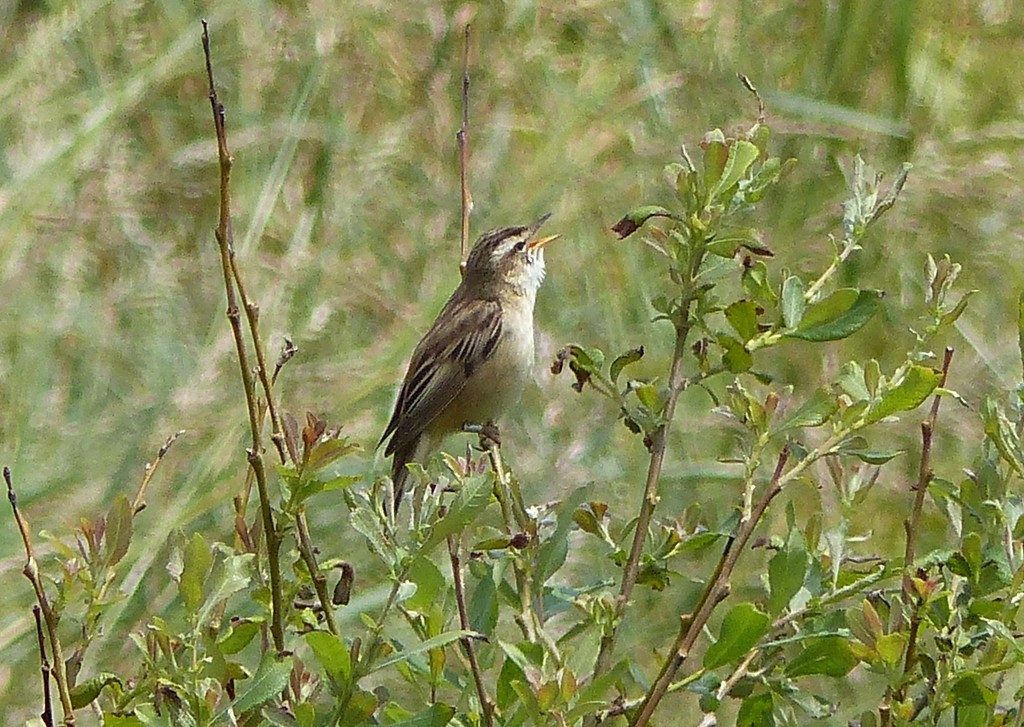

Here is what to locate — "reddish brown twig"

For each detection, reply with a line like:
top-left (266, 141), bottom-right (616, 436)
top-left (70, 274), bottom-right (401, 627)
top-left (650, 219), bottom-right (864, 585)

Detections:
top-left (448, 533), bottom-right (494, 726)
top-left (131, 430), bottom-right (185, 514)
top-left (457, 24), bottom-right (473, 274)
top-left (896, 348), bottom-right (953, 696)
top-left (202, 19), bottom-right (284, 653)
top-left (6, 467), bottom-right (76, 724)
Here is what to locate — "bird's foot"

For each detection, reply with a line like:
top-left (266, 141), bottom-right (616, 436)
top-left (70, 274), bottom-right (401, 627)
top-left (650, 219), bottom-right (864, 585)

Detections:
top-left (463, 421), bottom-right (502, 449)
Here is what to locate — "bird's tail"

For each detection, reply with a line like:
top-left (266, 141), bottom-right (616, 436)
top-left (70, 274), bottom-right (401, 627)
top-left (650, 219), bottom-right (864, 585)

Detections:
top-left (389, 443), bottom-right (414, 515)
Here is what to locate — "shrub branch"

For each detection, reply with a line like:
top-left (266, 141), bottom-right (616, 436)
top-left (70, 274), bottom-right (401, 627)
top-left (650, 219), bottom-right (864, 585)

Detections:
top-left (132, 430), bottom-right (184, 514)
top-left (297, 508), bottom-right (338, 635)
top-left (895, 346), bottom-right (953, 700)
top-left (6, 467), bottom-right (76, 725)
top-left (457, 23), bottom-right (473, 274)
top-left (202, 20), bottom-right (285, 653)
top-left (33, 605), bottom-right (54, 726)
top-left (447, 533), bottom-right (495, 726)
top-left (590, 247), bottom-right (704, 690)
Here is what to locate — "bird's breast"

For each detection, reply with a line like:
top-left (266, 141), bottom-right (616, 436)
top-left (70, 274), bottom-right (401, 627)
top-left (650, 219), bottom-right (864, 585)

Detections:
top-left (431, 298), bottom-right (535, 435)
top-left (469, 301), bottom-right (535, 419)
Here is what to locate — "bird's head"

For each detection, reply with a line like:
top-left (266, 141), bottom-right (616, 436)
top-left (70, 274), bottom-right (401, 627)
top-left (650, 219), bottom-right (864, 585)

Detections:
top-left (463, 213), bottom-right (559, 297)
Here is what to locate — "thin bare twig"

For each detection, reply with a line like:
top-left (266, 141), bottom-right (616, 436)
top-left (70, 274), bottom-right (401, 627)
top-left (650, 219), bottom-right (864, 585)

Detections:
top-left (6, 467), bottom-right (76, 725)
top-left (448, 533), bottom-right (495, 726)
top-left (228, 264), bottom-right (289, 464)
top-left (33, 605), bottom-right (54, 727)
top-left (457, 24), bottom-right (473, 274)
top-left (132, 430), bottom-right (185, 514)
top-left (202, 19), bottom-right (285, 653)
top-left (738, 73), bottom-right (765, 126)
top-left (896, 348), bottom-right (953, 695)
top-left (482, 438), bottom-right (538, 643)
top-left (295, 508), bottom-right (338, 635)
top-left (902, 348), bottom-right (953, 582)
top-left (272, 337), bottom-right (298, 386)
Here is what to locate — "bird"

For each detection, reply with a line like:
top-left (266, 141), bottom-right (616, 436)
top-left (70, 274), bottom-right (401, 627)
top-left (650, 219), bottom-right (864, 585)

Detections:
top-left (379, 213), bottom-right (559, 512)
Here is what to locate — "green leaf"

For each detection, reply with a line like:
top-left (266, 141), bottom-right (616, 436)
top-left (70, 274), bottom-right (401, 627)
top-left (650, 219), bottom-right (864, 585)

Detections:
top-left (703, 603), bottom-right (770, 670)
top-left (742, 260), bottom-right (777, 306)
top-left (771, 389), bottom-right (836, 434)
top-left (706, 227), bottom-right (771, 259)
top-left (305, 630), bottom-right (351, 685)
top-left (103, 495), bottom-right (133, 568)
top-left (962, 531), bottom-right (983, 580)
top-left (875, 632), bottom-right (906, 667)
top-left (217, 618), bottom-right (261, 655)
top-left (406, 556), bottom-right (446, 612)
top-left (709, 140), bottom-right (760, 201)
top-left (743, 155), bottom-right (790, 203)
top-left (982, 397), bottom-right (1024, 476)
top-left (864, 359), bottom-right (881, 397)
top-left (70, 672), bottom-right (121, 708)
top-left (579, 346), bottom-right (605, 370)
top-left (840, 446), bottom-right (904, 465)
top-left (633, 382), bottom-right (661, 412)
top-left (469, 567), bottom-right (498, 636)
top-left (340, 688), bottom-right (378, 725)
top-left (725, 300), bottom-right (760, 342)
top-left (198, 550), bottom-right (253, 625)
top-left (702, 129), bottom-right (729, 192)
top-left (564, 660), bottom-right (630, 722)
top-left (951, 673), bottom-right (996, 707)
top-left (866, 365), bottom-right (941, 424)
top-left (846, 603), bottom-right (878, 650)
top-left (719, 334), bottom-right (753, 373)
top-left (370, 630), bottom-right (478, 673)
top-left (387, 704), bottom-right (456, 727)
top-left (497, 656), bottom-right (526, 711)
top-left (231, 654), bottom-right (292, 715)
top-left (785, 636), bottom-right (859, 677)
top-left (836, 361), bottom-right (871, 402)
top-left (939, 289), bottom-right (975, 328)
top-left (737, 692), bottom-right (774, 727)
top-left (537, 486), bottom-right (591, 582)
top-left (471, 536), bottom-right (513, 550)
top-left (781, 276), bottom-right (806, 329)
top-left (320, 474), bottom-right (361, 491)
top-left (179, 532), bottom-right (213, 614)
top-left (610, 346), bottom-right (645, 383)
top-left (418, 472), bottom-right (492, 553)
top-left (350, 502), bottom-right (392, 562)
top-left (558, 345), bottom-right (607, 393)
top-left (768, 533), bottom-right (807, 614)
top-left (786, 289), bottom-right (882, 342)
top-left (305, 436), bottom-right (360, 473)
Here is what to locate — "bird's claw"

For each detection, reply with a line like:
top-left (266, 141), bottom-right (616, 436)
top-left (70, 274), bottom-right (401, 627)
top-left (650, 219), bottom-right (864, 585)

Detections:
top-left (463, 421), bottom-right (502, 449)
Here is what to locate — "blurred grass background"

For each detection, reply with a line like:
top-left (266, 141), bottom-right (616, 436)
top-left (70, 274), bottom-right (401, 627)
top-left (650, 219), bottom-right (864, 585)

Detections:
top-left (3, 0), bottom-right (1024, 719)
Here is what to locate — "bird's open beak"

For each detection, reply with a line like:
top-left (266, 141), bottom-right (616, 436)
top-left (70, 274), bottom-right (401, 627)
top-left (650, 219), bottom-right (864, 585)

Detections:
top-left (528, 233), bottom-right (560, 251)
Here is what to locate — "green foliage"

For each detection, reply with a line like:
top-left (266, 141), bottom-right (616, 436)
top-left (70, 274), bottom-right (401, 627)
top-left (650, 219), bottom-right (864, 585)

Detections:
top-left (7, 4), bottom-right (1024, 726)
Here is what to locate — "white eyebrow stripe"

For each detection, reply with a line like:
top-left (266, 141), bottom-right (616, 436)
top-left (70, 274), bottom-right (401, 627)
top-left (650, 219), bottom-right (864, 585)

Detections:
top-left (489, 238), bottom-right (517, 264)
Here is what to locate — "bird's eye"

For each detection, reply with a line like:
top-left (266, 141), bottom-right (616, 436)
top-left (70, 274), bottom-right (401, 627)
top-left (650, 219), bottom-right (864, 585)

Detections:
top-left (512, 241), bottom-right (527, 253)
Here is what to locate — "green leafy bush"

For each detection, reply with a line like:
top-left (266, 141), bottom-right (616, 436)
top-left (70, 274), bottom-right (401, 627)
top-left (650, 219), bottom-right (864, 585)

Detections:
top-left (9, 22), bottom-right (1024, 727)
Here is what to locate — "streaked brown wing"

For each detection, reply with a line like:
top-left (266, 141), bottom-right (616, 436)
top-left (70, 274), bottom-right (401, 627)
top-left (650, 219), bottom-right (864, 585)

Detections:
top-left (380, 296), bottom-right (502, 456)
